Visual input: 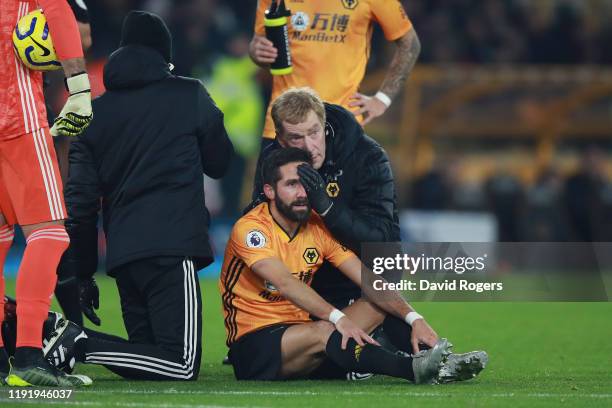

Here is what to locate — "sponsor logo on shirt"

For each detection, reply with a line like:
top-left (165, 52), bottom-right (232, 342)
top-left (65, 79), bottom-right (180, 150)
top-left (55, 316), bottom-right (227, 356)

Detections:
top-left (292, 13), bottom-right (351, 43)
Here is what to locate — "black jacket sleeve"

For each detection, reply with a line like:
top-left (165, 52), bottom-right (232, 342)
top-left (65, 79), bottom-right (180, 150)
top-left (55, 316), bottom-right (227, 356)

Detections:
top-left (322, 146), bottom-right (398, 251)
top-left (63, 137), bottom-right (101, 279)
top-left (196, 84), bottom-right (234, 179)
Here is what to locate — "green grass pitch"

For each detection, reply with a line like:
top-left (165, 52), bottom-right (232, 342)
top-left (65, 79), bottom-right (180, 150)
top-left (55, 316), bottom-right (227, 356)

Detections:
top-left (1, 276), bottom-right (611, 407)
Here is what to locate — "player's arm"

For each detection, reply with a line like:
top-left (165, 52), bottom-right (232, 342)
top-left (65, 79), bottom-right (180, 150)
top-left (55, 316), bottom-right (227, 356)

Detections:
top-left (350, 29), bottom-right (420, 125)
top-left (38, 0), bottom-right (92, 136)
top-left (336, 255), bottom-right (438, 353)
top-left (350, 0), bottom-right (421, 125)
top-left (378, 29), bottom-right (421, 108)
top-left (63, 136), bottom-right (102, 325)
top-left (251, 257), bottom-right (378, 347)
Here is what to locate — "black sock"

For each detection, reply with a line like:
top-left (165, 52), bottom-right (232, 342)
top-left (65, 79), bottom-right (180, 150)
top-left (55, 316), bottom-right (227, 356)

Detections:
top-left (0, 346), bottom-right (9, 372)
top-left (382, 315), bottom-right (414, 354)
top-left (14, 346), bottom-right (43, 367)
top-left (371, 325), bottom-right (399, 354)
top-left (325, 331), bottom-right (414, 380)
top-left (1, 320), bottom-right (16, 356)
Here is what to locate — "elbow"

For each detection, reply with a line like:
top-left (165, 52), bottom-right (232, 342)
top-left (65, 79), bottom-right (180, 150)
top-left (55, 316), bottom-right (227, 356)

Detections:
top-left (407, 28), bottom-right (421, 57)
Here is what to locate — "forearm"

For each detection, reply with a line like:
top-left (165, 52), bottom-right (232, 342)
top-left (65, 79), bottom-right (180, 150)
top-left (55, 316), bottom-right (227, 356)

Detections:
top-left (339, 257), bottom-right (414, 320)
top-left (61, 58), bottom-right (87, 77)
top-left (379, 30), bottom-right (421, 101)
top-left (365, 278), bottom-right (414, 321)
top-left (278, 278), bottom-right (336, 321)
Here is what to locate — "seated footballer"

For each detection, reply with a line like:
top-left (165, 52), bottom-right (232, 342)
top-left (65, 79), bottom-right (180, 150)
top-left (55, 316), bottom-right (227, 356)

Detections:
top-left (219, 148), bottom-right (487, 383)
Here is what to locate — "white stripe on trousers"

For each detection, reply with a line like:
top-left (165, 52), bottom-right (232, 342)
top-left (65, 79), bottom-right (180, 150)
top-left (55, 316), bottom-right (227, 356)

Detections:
top-left (85, 259), bottom-right (199, 379)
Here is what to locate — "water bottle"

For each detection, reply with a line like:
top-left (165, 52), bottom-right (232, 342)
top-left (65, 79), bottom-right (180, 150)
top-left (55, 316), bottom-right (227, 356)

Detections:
top-left (264, 0), bottom-right (292, 75)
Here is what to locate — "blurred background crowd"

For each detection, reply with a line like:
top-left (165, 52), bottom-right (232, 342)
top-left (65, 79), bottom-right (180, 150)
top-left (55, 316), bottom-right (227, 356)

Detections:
top-left (47, 0), bottom-right (612, 245)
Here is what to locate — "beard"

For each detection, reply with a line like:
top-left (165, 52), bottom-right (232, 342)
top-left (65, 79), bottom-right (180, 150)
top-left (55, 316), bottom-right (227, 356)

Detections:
top-left (275, 196), bottom-right (311, 223)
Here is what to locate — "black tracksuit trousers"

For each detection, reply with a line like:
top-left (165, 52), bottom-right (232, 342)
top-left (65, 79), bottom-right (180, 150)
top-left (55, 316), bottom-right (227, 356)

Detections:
top-left (83, 256), bottom-right (202, 380)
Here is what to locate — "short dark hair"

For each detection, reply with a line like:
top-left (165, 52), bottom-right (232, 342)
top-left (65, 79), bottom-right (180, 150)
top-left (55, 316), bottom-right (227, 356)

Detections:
top-left (262, 148), bottom-right (312, 187)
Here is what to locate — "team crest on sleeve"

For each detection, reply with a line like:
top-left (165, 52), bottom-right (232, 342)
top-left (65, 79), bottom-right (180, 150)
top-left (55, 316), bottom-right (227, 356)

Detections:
top-left (246, 230), bottom-right (267, 248)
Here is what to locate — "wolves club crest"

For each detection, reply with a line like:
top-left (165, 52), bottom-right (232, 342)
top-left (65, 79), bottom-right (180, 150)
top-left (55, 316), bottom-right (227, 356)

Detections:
top-left (326, 182), bottom-right (340, 198)
top-left (303, 248), bottom-right (320, 265)
top-left (341, 0), bottom-right (358, 10)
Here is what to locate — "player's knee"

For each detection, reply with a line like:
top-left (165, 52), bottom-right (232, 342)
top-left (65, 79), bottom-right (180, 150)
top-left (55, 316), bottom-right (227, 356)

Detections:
top-left (24, 224), bottom-right (70, 250)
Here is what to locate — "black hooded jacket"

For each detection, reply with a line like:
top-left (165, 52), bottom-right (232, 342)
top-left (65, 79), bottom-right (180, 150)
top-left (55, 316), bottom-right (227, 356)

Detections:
top-left (250, 103), bottom-right (400, 298)
top-left (64, 45), bottom-right (233, 277)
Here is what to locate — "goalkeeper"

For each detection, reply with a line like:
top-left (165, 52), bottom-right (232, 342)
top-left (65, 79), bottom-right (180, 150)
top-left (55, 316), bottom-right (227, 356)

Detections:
top-left (0, 0), bottom-right (92, 387)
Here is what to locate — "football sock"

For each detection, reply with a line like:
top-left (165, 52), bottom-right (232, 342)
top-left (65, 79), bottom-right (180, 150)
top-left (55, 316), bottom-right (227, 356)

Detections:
top-left (0, 224), bottom-right (14, 348)
top-left (325, 330), bottom-right (415, 380)
top-left (14, 346), bottom-right (43, 368)
top-left (0, 347), bottom-right (8, 373)
top-left (382, 315), bottom-right (414, 354)
top-left (1, 319), bottom-right (17, 356)
top-left (16, 226), bottom-right (69, 348)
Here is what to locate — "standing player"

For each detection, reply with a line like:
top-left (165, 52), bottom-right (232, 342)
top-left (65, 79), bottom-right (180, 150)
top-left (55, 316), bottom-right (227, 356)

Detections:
top-left (251, 0), bottom-right (420, 142)
top-left (0, 0), bottom-right (92, 386)
top-left (221, 148), bottom-right (487, 382)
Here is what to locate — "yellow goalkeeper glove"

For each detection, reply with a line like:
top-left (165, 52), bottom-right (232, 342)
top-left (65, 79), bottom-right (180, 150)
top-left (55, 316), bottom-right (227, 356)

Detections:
top-left (50, 72), bottom-right (93, 137)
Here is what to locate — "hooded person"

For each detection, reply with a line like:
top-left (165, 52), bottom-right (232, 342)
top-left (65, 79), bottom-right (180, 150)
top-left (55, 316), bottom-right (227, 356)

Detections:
top-left (47, 10), bottom-right (234, 381)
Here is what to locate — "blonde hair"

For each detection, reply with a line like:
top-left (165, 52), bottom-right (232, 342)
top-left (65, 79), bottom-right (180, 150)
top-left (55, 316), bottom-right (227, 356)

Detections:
top-left (271, 87), bottom-right (326, 135)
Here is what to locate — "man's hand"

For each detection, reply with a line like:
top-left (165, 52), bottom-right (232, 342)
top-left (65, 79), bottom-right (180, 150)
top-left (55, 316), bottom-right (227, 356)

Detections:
top-left (348, 93), bottom-right (389, 125)
top-left (335, 316), bottom-right (380, 350)
top-left (78, 277), bottom-right (101, 326)
top-left (249, 35), bottom-right (278, 66)
top-left (297, 164), bottom-right (333, 215)
top-left (51, 72), bottom-right (92, 137)
top-left (411, 319), bottom-right (438, 354)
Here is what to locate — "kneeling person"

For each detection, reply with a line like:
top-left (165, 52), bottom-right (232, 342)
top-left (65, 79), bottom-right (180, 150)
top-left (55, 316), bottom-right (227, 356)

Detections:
top-left (220, 148), bottom-right (487, 382)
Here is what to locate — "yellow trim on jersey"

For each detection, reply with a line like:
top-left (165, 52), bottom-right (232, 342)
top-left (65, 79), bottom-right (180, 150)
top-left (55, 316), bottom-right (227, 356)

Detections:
top-left (264, 16), bottom-right (288, 27)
